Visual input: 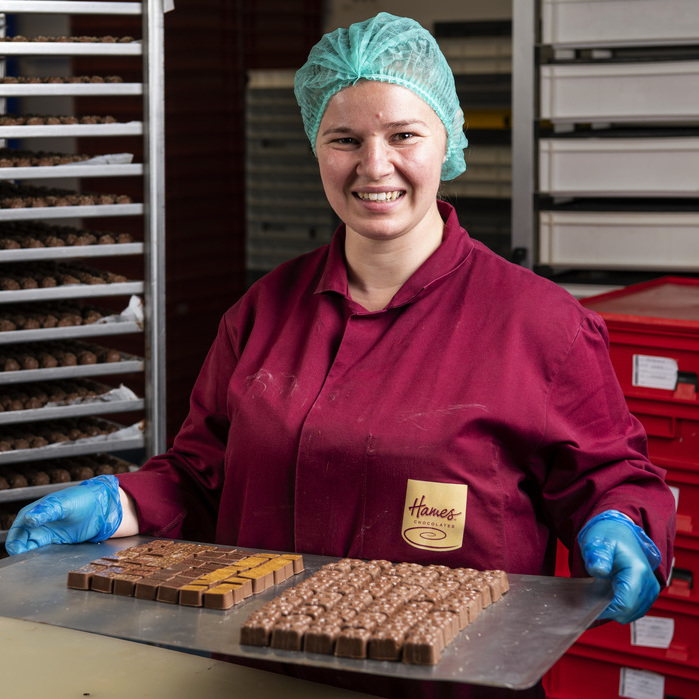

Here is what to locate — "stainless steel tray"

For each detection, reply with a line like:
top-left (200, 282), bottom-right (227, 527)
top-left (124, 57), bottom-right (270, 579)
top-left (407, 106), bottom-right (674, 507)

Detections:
top-left (0, 203), bottom-right (143, 221)
top-left (0, 243), bottom-right (144, 262)
top-left (0, 281), bottom-right (144, 304)
top-left (0, 322), bottom-right (143, 345)
top-left (0, 536), bottom-right (613, 690)
top-left (0, 356), bottom-right (145, 384)
top-left (0, 122), bottom-right (143, 139)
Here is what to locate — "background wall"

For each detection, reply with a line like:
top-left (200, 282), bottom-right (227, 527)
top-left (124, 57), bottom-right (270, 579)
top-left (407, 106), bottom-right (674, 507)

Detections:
top-left (154, 0), bottom-right (512, 444)
top-left (150, 0), bottom-right (324, 443)
top-left (325, 0), bottom-right (512, 30)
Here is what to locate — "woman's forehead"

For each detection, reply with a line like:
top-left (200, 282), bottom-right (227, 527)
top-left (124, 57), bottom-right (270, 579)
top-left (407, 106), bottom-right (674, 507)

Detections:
top-left (322, 80), bottom-right (440, 126)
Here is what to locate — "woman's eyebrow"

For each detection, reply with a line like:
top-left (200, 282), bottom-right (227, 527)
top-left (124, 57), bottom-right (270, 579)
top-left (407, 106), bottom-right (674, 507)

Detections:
top-left (319, 125), bottom-right (353, 137)
top-left (384, 120), bottom-right (429, 130)
top-left (320, 120), bottom-right (429, 137)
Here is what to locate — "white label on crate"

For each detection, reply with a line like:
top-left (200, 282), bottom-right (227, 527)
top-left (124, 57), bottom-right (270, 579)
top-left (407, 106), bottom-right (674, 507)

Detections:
top-left (619, 667), bottom-right (665, 699)
top-left (632, 355), bottom-right (678, 391)
top-left (668, 485), bottom-right (680, 511)
top-left (631, 615), bottom-right (675, 649)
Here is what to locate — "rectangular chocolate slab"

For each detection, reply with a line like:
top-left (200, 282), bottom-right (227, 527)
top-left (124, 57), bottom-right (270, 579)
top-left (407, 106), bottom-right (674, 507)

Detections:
top-left (65, 539), bottom-right (306, 613)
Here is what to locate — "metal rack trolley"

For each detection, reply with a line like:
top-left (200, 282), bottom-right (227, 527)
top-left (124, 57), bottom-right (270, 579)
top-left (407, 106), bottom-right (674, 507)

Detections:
top-left (0, 1), bottom-right (165, 538)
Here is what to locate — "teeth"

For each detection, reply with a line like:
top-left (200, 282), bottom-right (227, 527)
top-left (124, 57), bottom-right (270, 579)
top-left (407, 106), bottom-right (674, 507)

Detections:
top-left (357, 191), bottom-right (401, 202)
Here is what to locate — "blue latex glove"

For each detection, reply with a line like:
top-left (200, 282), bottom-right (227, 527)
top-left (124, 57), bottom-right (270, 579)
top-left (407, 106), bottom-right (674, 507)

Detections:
top-left (5, 475), bottom-right (122, 556)
top-left (578, 509), bottom-right (661, 624)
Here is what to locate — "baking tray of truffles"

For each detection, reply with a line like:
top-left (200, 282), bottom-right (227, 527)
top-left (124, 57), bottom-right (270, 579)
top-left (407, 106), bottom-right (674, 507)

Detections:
top-left (0, 301), bottom-right (144, 344)
top-left (0, 342), bottom-right (144, 384)
top-left (0, 537), bottom-right (613, 690)
top-left (0, 418), bottom-right (144, 464)
top-left (0, 82), bottom-right (143, 98)
top-left (0, 381), bottom-right (143, 425)
top-left (0, 203), bottom-right (143, 222)
top-left (0, 262), bottom-right (143, 303)
top-left (0, 38), bottom-right (142, 57)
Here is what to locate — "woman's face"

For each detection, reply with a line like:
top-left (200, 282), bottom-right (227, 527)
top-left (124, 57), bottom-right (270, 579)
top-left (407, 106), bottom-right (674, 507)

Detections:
top-left (315, 80), bottom-right (447, 244)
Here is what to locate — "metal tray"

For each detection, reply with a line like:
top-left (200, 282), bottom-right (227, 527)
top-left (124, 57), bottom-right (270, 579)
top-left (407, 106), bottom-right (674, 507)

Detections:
top-left (0, 356), bottom-right (144, 384)
top-left (0, 122), bottom-right (143, 139)
top-left (0, 281), bottom-right (144, 304)
top-left (0, 203), bottom-right (143, 222)
top-left (0, 420), bottom-right (144, 464)
top-left (0, 536), bottom-right (613, 690)
top-left (0, 41), bottom-right (142, 57)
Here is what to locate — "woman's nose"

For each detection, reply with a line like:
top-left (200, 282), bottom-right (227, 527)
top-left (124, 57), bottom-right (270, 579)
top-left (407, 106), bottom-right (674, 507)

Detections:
top-left (356, 139), bottom-right (393, 180)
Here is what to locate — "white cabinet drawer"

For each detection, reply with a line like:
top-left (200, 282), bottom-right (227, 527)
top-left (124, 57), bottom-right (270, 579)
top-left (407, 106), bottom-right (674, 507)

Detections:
top-left (540, 61), bottom-right (699, 122)
top-left (542, 0), bottom-right (699, 47)
top-left (539, 136), bottom-right (699, 196)
top-left (539, 210), bottom-right (699, 270)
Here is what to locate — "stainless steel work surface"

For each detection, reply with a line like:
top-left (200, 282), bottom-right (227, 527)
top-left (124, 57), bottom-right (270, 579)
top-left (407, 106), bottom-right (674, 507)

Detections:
top-left (0, 536), bottom-right (613, 690)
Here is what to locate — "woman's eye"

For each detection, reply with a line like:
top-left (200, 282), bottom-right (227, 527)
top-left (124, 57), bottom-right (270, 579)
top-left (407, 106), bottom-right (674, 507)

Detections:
top-left (335, 137), bottom-right (357, 145)
top-left (395, 132), bottom-right (414, 141)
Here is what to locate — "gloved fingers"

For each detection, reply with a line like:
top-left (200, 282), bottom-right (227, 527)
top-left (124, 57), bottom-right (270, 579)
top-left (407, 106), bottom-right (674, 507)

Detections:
top-left (581, 534), bottom-right (615, 578)
top-left (4, 525), bottom-right (32, 555)
top-left (5, 522), bottom-right (67, 555)
top-left (20, 496), bottom-right (67, 529)
top-left (600, 572), bottom-right (660, 624)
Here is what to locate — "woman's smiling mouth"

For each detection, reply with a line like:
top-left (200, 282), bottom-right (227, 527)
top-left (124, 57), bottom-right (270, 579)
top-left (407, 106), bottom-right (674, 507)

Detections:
top-left (355, 191), bottom-right (403, 202)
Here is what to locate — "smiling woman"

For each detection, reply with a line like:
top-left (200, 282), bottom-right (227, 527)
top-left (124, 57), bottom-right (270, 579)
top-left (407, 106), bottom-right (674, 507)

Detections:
top-left (293, 13), bottom-right (469, 312)
top-left (315, 80), bottom-right (448, 310)
top-left (6, 12), bottom-right (677, 699)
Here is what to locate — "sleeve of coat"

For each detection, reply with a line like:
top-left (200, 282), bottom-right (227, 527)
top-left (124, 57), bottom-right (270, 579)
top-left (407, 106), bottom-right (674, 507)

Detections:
top-left (117, 313), bottom-right (237, 541)
top-left (538, 312), bottom-right (676, 585)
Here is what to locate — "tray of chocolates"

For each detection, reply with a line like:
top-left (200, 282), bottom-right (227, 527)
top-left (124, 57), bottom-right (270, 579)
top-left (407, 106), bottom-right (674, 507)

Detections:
top-left (0, 537), bottom-right (613, 689)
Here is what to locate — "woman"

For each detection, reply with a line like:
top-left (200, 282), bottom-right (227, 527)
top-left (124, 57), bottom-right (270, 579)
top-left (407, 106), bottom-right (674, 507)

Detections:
top-left (6, 13), bottom-right (676, 699)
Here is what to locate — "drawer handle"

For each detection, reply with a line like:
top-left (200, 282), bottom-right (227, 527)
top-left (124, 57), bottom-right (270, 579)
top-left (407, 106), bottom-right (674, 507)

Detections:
top-left (636, 412), bottom-right (675, 439)
top-left (667, 567), bottom-right (692, 597)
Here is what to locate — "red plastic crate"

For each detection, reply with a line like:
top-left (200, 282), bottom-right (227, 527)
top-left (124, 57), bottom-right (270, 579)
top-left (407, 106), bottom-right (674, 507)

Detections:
top-left (663, 534), bottom-right (699, 610)
top-left (665, 467), bottom-right (699, 539)
top-left (577, 604), bottom-right (699, 669)
top-left (630, 397), bottom-right (699, 473)
top-left (582, 277), bottom-right (699, 473)
top-left (543, 642), bottom-right (699, 699)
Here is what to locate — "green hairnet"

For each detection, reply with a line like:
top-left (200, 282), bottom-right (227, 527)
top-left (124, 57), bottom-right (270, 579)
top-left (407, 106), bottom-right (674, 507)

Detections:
top-left (294, 12), bottom-right (468, 181)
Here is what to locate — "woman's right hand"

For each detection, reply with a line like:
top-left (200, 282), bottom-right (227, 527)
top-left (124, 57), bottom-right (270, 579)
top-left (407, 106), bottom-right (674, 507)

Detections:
top-left (5, 474), bottom-right (123, 555)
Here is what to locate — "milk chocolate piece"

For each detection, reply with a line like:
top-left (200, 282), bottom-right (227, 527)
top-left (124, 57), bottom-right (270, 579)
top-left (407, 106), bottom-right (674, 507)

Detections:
top-left (203, 583), bottom-right (244, 610)
top-left (67, 563), bottom-right (107, 590)
top-left (279, 553), bottom-right (304, 574)
top-left (271, 616), bottom-right (313, 651)
top-left (368, 626), bottom-right (406, 661)
top-left (155, 580), bottom-right (184, 604)
top-left (179, 583), bottom-right (209, 607)
top-left (304, 623), bottom-right (341, 655)
top-left (402, 630), bottom-right (444, 665)
top-left (240, 615), bottom-right (277, 646)
top-left (334, 627), bottom-right (372, 659)
top-left (134, 578), bottom-right (160, 600)
top-left (112, 574), bottom-right (143, 596)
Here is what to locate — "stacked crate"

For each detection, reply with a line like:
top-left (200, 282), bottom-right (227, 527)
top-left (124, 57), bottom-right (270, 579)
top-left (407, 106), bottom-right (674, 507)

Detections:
top-left (435, 20), bottom-right (513, 261)
top-left (545, 277), bottom-right (699, 698)
top-left (535, 0), bottom-right (699, 276)
top-left (244, 69), bottom-right (336, 285)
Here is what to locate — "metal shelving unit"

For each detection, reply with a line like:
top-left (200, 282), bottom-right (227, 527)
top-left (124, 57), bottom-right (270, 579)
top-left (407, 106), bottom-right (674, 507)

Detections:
top-left (0, 0), bottom-right (165, 537)
top-left (512, 0), bottom-right (699, 292)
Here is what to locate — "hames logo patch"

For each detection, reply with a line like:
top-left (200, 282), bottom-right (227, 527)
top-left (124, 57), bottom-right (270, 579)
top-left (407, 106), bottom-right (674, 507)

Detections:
top-left (401, 479), bottom-right (468, 552)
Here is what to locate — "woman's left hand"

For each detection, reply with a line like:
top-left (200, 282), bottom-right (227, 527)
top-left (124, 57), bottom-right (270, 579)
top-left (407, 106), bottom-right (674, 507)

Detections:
top-left (578, 510), bottom-right (661, 624)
